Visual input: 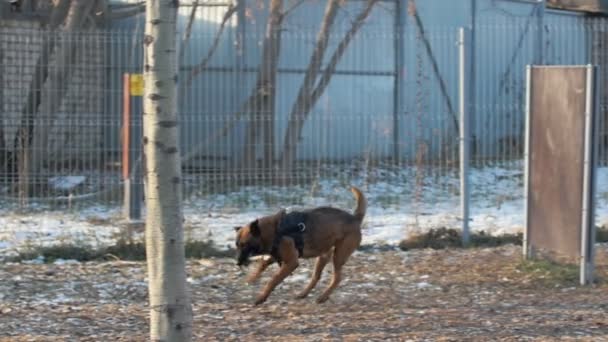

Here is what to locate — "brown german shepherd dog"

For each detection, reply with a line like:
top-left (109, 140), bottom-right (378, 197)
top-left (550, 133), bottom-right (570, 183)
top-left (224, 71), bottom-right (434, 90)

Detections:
top-left (234, 187), bottom-right (367, 305)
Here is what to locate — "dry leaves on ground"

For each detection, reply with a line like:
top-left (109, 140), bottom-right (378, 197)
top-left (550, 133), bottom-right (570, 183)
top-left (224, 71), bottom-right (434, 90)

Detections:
top-left (1, 244), bottom-right (607, 341)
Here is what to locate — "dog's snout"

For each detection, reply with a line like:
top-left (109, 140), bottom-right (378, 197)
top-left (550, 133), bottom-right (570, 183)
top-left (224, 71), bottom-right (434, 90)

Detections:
top-left (236, 256), bottom-right (248, 266)
top-left (236, 250), bottom-right (250, 266)
top-left (236, 243), bottom-right (262, 267)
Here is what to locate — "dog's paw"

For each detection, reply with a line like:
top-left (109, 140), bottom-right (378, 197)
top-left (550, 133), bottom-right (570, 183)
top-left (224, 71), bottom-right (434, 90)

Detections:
top-left (315, 295), bottom-right (330, 304)
top-left (254, 295), bottom-right (267, 306)
top-left (294, 292), bottom-right (309, 299)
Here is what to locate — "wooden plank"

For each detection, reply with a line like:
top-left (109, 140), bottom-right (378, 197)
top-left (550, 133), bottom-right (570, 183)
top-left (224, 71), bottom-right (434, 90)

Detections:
top-left (528, 67), bottom-right (588, 262)
top-left (547, 0), bottom-right (608, 14)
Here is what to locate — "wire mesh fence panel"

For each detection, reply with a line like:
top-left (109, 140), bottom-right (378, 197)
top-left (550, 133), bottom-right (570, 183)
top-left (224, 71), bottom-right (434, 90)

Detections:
top-left (176, 25), bottom-right (465, 245)
top-left (1, 15), bottom-right (607, 250)
top-left (0, 29), bottom-right (140, 210)
top-left (470, 16), bottom-right (608, 236)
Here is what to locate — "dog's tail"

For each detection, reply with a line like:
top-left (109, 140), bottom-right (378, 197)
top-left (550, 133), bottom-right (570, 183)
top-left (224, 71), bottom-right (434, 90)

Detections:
top-left (350, 186), bottom-right (367, 221)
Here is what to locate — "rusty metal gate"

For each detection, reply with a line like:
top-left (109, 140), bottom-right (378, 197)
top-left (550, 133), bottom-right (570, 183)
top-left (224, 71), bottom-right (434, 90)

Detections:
top-left (524, 65), bottom-right (599, 285)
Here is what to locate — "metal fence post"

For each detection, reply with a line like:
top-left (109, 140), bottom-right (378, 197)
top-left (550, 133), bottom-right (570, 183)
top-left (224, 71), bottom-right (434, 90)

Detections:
top-left (123, 73), bottom-right (143, 221)
top-left (392, 0), bottom-right (406, 163)
top-left (581, 64), bottom-right (598, 285)
top-left (458, 27), bottom-right (471, 246)
top-left (469, 0), bottom-right (477, 159)
top-left (523, 65), bottom-right (532, 259)
top-left (536, 0), bottom-right (545, 64)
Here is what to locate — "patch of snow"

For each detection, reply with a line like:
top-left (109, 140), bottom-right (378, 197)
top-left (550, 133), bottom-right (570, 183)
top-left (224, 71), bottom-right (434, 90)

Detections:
top-left (0, 208), bottom-right (123, 259)
top-left (416, 282), bottom-right (432, 289)
top-left (357, 282), bottom-right (377, 288)
top-left (199, 275), bottom-right (223, 283)
top-left (52, 293), bottom-right (74, 304)
top-left (53, 258), bottom-right (80, 265)
top-left (23, 255), bottom-right (45, 264)
top-left (48, 176), bottom-right (86, 191)
top-left (283, 274), bottom-right (309, 283)
top-left (0, 163), bottom-right (607, 259)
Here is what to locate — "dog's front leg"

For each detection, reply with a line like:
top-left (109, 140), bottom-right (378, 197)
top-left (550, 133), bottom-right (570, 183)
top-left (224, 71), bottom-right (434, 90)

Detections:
top-left (254, 238), bottom-right (299, 305)
top-left (246, 256), bottom-right (275, 284)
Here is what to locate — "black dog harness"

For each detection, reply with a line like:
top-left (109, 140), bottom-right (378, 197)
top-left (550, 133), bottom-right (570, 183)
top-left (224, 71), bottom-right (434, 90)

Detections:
top-left (271, 211), bottom-right (308, 264)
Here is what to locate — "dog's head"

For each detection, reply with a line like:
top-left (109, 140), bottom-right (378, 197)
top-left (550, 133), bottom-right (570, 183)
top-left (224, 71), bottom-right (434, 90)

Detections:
top-left (234, 219), bottom-right (264, 267)
top-left (234, 210), bottom-right (285, 267)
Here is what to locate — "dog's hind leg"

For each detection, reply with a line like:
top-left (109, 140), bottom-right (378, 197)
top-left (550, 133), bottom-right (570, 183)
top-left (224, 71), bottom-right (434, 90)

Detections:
top-left (254, 238), bottom-right (299, 305)
top-left (295, 251), bottom-right (332, 299)
top-left (316, 231), bottom-right (361, 304)
top-left (247, 257), bottom-right (275, 285)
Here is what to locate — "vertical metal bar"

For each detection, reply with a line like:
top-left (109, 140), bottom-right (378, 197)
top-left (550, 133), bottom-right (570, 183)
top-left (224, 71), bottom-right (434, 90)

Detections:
top-left (523, 65), bottom-right (532, 259)
top-left (130, 86), bottom-right (144, 221)
top-left (590, 62), bottom-right (600, 279)
top-left (392, 0), bottom-right (405, 164)
top-left (123, 73), bottom-right (142, 221)
top-left (580, 64), bottom-right (596, 285)
top-left (122, 74), bottom-right (131, 181)
top-left (470, 0), bottom-right (476, 163)
top-left (0, 30), bottom-right (3, 189)
top-left (536, 0), bottom-right (545, 64)
top-left (123, 73), bottom-right (133, 219)
top-left (458, 27), bottom-right (470, 246)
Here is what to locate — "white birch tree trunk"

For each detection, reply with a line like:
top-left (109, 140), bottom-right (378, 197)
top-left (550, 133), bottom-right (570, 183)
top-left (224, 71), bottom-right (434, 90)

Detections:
top-left (143, 0), bottom-right (192, 340)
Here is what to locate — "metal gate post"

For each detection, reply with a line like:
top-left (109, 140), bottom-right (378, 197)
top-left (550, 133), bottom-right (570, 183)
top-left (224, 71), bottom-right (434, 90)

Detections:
top-left (523, 65), bottom-right (532, 259)
top-left (536, 0), bottom-right (545, 64)
top-left (123, 74), bottom-right (143, 221)
top-left (581, 65), bottom-right (598, 285)
top-left (458, 27), bottom-right (471, 246)
top-left (392, 0), bottom-right (406, 163)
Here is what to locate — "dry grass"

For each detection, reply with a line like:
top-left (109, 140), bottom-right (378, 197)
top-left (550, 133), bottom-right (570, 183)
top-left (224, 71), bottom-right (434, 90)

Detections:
top-left (10, 240), bottom-right (234, 263)
top-left (399, 227), bottom-right (523, 250)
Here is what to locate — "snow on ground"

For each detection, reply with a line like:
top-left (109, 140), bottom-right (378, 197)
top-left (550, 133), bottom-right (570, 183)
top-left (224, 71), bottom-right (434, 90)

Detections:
top-left (0, 163), bottom-right (607, 259)
top-left (48, 176), bottom-right (87, 192)
top-left (0, 206), bottom-right (122, 258)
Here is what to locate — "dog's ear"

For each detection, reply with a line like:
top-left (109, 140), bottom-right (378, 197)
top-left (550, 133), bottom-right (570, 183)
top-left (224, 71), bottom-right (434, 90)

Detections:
top-left (250, 219), bottom-right (260, 236)
top-left (233, 226), bottom-right (241, 232)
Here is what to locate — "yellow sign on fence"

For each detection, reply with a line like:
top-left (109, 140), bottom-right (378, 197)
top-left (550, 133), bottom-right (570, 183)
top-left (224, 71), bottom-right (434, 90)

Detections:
top-left (129, 74), bottom-right (144, 96)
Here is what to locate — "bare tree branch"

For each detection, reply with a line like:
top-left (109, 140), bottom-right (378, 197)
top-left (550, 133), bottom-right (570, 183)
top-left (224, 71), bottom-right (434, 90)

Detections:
top-left (279, 0), bottom-right (378, 168)
top-left (3, 1), bottom-right (146, 22)
top-left (180, 92), bottom-right (257, 163)
top-left (408, 0), bottom-right (458, 133)
top-left (278, 0), bottom-right (341, 168)
top-left (107, 2), bottom-right (145, 20)
top-left (182, 0), bottom-right (284, 165)
top-left (310, 0), bottom-right (375, 109)
top-left (179, 0), bottom-right (199, 65)
top-left (45, 0), bottom-right (71, 27)
top-left (241, 0), bottom-right (283, 167)
top-left (30, 0), bottom-right (97, 172)
top-left (185, 3), bottom-right (240, 86)
top-left (12, 0), bottom-right (93, 200)
top-left (16, 0), bottom-right (70, 139)
top-left (282, 0), bottom-right (306, 18)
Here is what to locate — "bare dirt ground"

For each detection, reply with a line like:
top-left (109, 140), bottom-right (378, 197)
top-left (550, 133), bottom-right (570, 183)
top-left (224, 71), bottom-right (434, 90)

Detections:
top-left (1, 244), bottom-right (607, 341)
